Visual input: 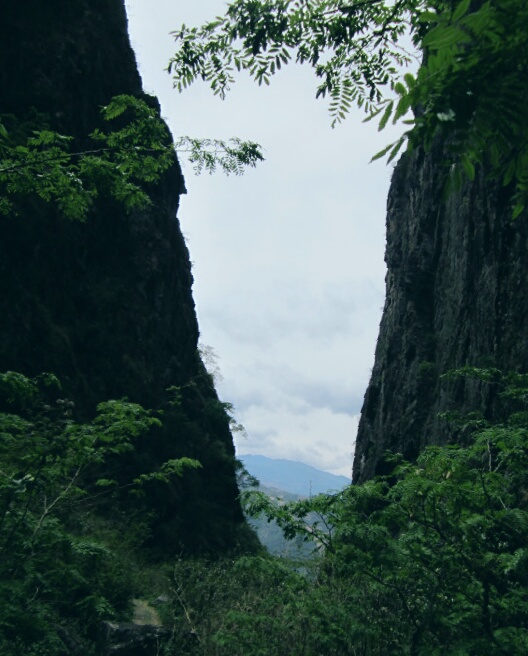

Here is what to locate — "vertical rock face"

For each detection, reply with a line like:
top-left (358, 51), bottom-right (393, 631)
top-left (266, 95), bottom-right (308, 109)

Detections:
top-left (353, 142), bottom-right (528, 483)
top-left (0, 0), bottom-right (250, 553)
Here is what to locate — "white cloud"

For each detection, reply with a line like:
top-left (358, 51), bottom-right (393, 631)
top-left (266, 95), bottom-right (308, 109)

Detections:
top-left (235, 404), bottom-right (359, 478)
top-left (125, 0), bottom-right (399, 475)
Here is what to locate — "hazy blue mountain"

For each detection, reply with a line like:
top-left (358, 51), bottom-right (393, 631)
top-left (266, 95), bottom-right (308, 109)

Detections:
top-left (240, 454), bottom-right (350, 497)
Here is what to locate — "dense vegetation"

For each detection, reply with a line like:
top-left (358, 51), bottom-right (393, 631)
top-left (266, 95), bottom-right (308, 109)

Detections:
top-left (0, 371), bottom-right (202, 654)
top-left (161, 369), bottom-right (528, 655)
top-left (1, 0), bottom-right (527, 653)
top-left (2, 367), bottom-right (527, 654)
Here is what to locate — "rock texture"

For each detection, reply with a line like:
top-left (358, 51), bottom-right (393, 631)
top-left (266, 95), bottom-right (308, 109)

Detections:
top-left (98, 621), bottom-right (171, 656)
top-left (0, 0), bottom-right (250, 553)
top-left (353, 141), bottom-right (528, 483)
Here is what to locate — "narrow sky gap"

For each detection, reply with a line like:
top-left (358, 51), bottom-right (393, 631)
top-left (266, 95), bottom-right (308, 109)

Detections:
top-left (125, 0), bottom-right (402, 477)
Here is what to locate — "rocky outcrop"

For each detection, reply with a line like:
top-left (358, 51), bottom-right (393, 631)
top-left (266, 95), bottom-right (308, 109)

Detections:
top-left (0, 0), bottom-right (252, 553)
top-left (98, 622), bottom-right (172, 656)
top-left (353, 141), bottom-right (528, 483)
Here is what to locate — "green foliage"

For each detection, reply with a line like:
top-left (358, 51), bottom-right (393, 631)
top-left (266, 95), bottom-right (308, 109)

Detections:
top-left (165, 555), bottom-right (313, 655)
top-left (0, 96), bottom-right (172, 220)
top-left (168, 0), bottom-right (414, 126)
top-left (169, 0), bottom-right (528, 216)
top-left (7, 366), bottom-right (520, 655)
top-left (175, 136), bottom-right (264, 175)
top-left (406, 0), bottom-right (528, 217)
top-left (134, 457), bottom-right (202, 488)
top-left (0, 95), bottom-right (264, 220)
top-left (161, 369), bottom-right (528, 655)
top-left (0, 371), bottom-right (200, 655)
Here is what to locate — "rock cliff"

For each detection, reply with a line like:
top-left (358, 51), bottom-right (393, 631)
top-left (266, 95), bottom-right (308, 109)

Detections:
top-left (353, 141), bottom-right (528, 483)
top-left (0, 0), bottom-right (250, 553)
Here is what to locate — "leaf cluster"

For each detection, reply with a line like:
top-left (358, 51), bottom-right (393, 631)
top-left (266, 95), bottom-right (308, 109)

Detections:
top-left (0, 96), bottom-right (265, 221)
top-left (0, 371), bottom-right (199, 655)
top-left (174, 136), bottom-right (264, 175)
top-left (168, 0), bottom-right (417, 127)
top-left (405, 0), bottom-right (528, 217)
top-left (0, 96), bottom-right (175, 220)
top-left (169, 0), bottom-right (528, 216)
top-left (227, 368), bottom-right (528, 655)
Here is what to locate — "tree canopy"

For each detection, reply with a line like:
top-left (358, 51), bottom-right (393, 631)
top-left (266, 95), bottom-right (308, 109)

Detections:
top-left (169, 0), bottom-right (528, 216)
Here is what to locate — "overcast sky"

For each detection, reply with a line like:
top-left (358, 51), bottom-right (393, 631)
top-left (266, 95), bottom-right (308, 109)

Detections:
top-left (124, 0), bottom-right (404, 477)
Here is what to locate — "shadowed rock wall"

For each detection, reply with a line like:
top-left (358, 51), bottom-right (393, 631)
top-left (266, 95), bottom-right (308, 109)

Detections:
top-left (0, 0), bottom-right (251, 554)
top-left (353, 142), bottom-right (528, 483)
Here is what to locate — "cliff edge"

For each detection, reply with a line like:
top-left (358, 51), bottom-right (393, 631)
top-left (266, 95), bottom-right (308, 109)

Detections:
top-left (353, 142), bottom-right (528, 483)
top-left (0, 0), bottom-right (251, 554)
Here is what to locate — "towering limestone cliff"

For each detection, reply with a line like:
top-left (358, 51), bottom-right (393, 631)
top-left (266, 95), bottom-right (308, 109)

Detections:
top-left (353, 142), bottom-right (528, 483)
top-left (0, 0), bottom-right (250, 553)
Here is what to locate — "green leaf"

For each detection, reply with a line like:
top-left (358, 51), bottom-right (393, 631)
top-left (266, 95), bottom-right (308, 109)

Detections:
top-left (503, 160), bottom-right (516, 186)
top-left (394, 82), bottom-right (406, 97)
top-left (403, 73), bottom-right (416, 90)
top-left (512, 202), bottom-right (525, 220)
top-left (387, 137), bottom-right (405, 163)
top-left (461, 155), bottom-right (475, 181)
top-left (453, 0), bottom-right (471, 22)
top-left (423, 25), bottom-right (468, 49)
top-left (394, 94), bottom-right (411, 122)
top-left (95, 478), bottom-right (118, 487)
top-left (363, 105), bottom-right (384, 123)
top-left (370, 142), bottom-right (393, 162)
top-left (418, 11), bottom-right (440, 23)
top-left (378, 101), bottom-right (394, 132)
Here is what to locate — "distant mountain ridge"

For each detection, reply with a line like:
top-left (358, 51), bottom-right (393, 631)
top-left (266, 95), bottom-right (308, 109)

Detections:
top-left (239, 454), bottom-right (350, 497)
